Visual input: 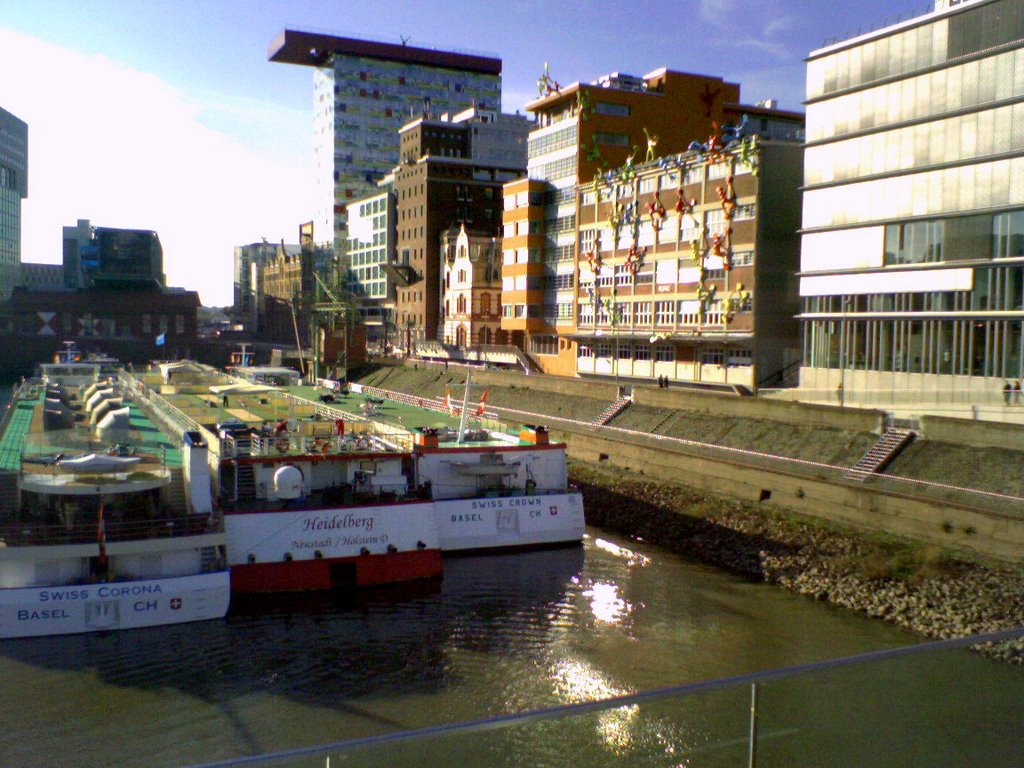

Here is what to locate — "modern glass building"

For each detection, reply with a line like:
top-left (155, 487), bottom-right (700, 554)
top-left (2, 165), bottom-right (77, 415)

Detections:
top-left (800, 0), bottom-right (1024, 399)
top-left (268, 31), bottom-right (501, 256)
top-left (0, 106), bottom-right (27, 302)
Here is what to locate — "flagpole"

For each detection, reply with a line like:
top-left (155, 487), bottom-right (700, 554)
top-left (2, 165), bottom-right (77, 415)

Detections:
top-left (456, 371), bottom-right (472, 443)
top-left (97, 501), bottom-right (108, 578)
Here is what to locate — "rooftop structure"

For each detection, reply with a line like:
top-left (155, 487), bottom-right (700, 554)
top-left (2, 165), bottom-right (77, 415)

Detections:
top-left (269, 30), bottom-right (502, 256)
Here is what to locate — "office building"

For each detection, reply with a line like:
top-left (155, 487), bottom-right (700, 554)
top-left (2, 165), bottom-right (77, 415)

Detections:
top-left (234, 240), bottom-right (300, 329)
top-left (268, 30), bottom-right (502, 255)
top-left (800, 0), bottom-right (1024, 399)
top-left (345, 185), bottom-right (396, 344)
top-left (62, 219), bottom-right (164, 290)
top-left (505, 67), bottom-right (804, 377)
top-left (392, 107), bottom-right (528, 348)
top-left (0, 107), bottom-right (27, 301)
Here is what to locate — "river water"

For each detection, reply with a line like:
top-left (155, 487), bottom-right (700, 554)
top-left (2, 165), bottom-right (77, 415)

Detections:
top-left (0, 529), bottom-right (1020, 768)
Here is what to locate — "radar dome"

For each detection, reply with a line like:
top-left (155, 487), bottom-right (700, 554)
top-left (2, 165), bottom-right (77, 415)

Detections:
top-left (273, 465), bottom-right (303, 499)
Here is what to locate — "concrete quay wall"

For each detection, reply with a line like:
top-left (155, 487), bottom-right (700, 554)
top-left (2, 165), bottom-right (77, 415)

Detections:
top-left (560, 429), bottom-right (1024, 564)
top-left (404, 359), bottom-right (886, 433)
top-left (920, 415), bottom-right (1024, 451)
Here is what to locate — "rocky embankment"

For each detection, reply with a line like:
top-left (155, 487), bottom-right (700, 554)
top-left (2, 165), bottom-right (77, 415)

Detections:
top-left (573, 463), bottom-right (1024, 664)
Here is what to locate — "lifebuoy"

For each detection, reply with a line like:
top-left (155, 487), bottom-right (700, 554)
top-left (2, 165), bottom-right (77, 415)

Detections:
top-left (275, 437), bottom-right (289, 453)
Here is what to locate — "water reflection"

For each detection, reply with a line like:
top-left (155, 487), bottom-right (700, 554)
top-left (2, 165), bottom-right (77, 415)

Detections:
top-left (3, 532), bottom-right (1016, 768)
top-left (582, 581), bottom-right (631, 624)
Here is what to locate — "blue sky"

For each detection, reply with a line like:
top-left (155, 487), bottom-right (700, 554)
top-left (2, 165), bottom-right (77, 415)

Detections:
top-left (1, 0), bottom-right (934, 305)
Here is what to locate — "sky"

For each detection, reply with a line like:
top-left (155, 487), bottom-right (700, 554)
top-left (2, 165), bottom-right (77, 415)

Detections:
top-left (0, 0), bottom-right (936, 306)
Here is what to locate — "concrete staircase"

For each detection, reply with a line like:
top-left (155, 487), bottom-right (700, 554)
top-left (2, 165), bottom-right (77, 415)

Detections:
top-left (592, 396), bottom-right (632, 426)
top-left (236, 462), bottom-right (256, 502)
top-left (845, 428), bottom-right (915, 481)
top-left (165, 467), bottom-right (188, 513)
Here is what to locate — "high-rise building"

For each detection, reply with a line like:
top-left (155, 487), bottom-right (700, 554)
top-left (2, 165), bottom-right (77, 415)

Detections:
top-left (800, 0), bottom-right (1024, 401)
top-left (268, 30), bottom-right (502, 255)
top-left (391, 107), bottom-right (528, 348)
top-left (506, 67), bottom-right (804, 377)
top-left (0, 106), bottom-right (28, 301)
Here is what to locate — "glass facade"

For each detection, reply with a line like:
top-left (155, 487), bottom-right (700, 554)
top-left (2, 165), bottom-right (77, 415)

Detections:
top-left (0, 107), bottom-right (27, 301)
top-left (801, 0), bottom-right (1024, 388)
top-left (345, 191), bottom-right (394, 299)
top-left (311, 53), bottom-right (500, 252)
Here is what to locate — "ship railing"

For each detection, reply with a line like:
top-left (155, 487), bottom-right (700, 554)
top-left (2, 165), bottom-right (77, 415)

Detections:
top-left (0, 513), bottom-right (216, 547)
top-left (222, 484), bottom-right (422, 513)
top-left (20, 464), bottom-right (172, 489)
top-left (245, 431), bottom-right (412, 458)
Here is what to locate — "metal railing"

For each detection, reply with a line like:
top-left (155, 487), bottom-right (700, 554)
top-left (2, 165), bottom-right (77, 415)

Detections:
top-left (0, 513), bottom-right (215, 547)
top-left (180, 626), bottom-right (1024, 768)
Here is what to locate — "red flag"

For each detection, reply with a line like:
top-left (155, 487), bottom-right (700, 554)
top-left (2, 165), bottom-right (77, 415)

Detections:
top-left (97, 502), bottom-right (108, 568)
top-left (444, 386), bottom-right (453, 415)
top-left (475, 388), bottom-right (490, 417)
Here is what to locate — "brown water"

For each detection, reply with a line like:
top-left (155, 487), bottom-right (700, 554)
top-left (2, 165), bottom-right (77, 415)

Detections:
top-left (0, 530), bottom-right (1020, 768)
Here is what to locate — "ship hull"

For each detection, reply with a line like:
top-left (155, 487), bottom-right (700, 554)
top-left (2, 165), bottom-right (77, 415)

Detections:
top-left (435, 491), bottom-right (586, 553)
top-left (229, 549), bottom-right (442, 593)
top-left (223, 501), bottom-right (443, 592)
top-left (0, 571), bottom-right (231, 639)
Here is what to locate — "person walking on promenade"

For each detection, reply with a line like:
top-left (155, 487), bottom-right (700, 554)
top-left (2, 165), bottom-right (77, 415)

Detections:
top-left (1014, 379), bottom-right (1023, 405)
top-left (1004, 381), bottom-right (1013, 406)
top-left (836, 381), bottom-right (844, 405)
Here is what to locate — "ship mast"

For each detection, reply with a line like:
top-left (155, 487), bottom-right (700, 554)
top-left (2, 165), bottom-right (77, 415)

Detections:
top-left (456, 370), bottom-right (472, 443)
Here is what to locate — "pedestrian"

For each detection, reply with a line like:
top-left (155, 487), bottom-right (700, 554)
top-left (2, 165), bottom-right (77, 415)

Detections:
top-left (222, 394), bottom-right (229, 408)
top-left (1003, 381), bottom-right (1012, 406)
top-left (836, 382), bottom-right (844, 405)
top-left (1015, 380), bottom-right (1022, 405)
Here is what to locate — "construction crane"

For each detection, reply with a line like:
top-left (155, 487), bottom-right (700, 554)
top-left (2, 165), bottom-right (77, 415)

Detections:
top-left (307, 270), bottom-right (356, 384)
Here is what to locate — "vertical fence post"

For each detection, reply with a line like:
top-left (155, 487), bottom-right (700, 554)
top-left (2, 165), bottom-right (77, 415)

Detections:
top-left (748, 682), bottom-right (759, 768)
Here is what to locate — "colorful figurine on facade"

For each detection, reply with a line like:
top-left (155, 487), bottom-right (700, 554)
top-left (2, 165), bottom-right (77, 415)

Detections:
top-left (643, 127), bottom-right (659, 164)
top-left (722, 283), bottom-right (751, 323)
top-left (537, 62), bottom-right (561, 97)
top-left (625, 244), bottom-right (647, 275)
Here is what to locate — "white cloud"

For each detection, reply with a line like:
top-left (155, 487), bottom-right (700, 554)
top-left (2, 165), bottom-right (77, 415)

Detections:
top-left (0, 29), bottom-right (313, 306)
top-left (699, 0), bottom-right (734, 22)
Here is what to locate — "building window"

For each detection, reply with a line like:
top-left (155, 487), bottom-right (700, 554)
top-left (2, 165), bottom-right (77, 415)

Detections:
top-left (655, 344), bottom-right (675, 362)
top-left (595, 102), bottom-right (630, 117)
top-left (708, 161), bottom-right (731, 180)
top-left (633, 344), bottom-right (651, 361)
top-left (530, 335), bottom-right (558, 355)
top-left (578, 344), bottom-right (593, 358)
top-left (635, 302), bottom-right (652, 325)
top-left (655, 301), bottom-right (675, 325)
top-left (702, 348), bottom-right (725, 366)
top-left (594, 131), bottom-right (630, 146)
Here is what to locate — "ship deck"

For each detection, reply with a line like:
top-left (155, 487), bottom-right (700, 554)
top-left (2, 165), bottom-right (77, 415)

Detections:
top-left (0, 384), bottom-right (182, 472)
top-left (0, 387), bottom-right (43, 471)
top-left (127, 370), bottom-right (552, 454)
